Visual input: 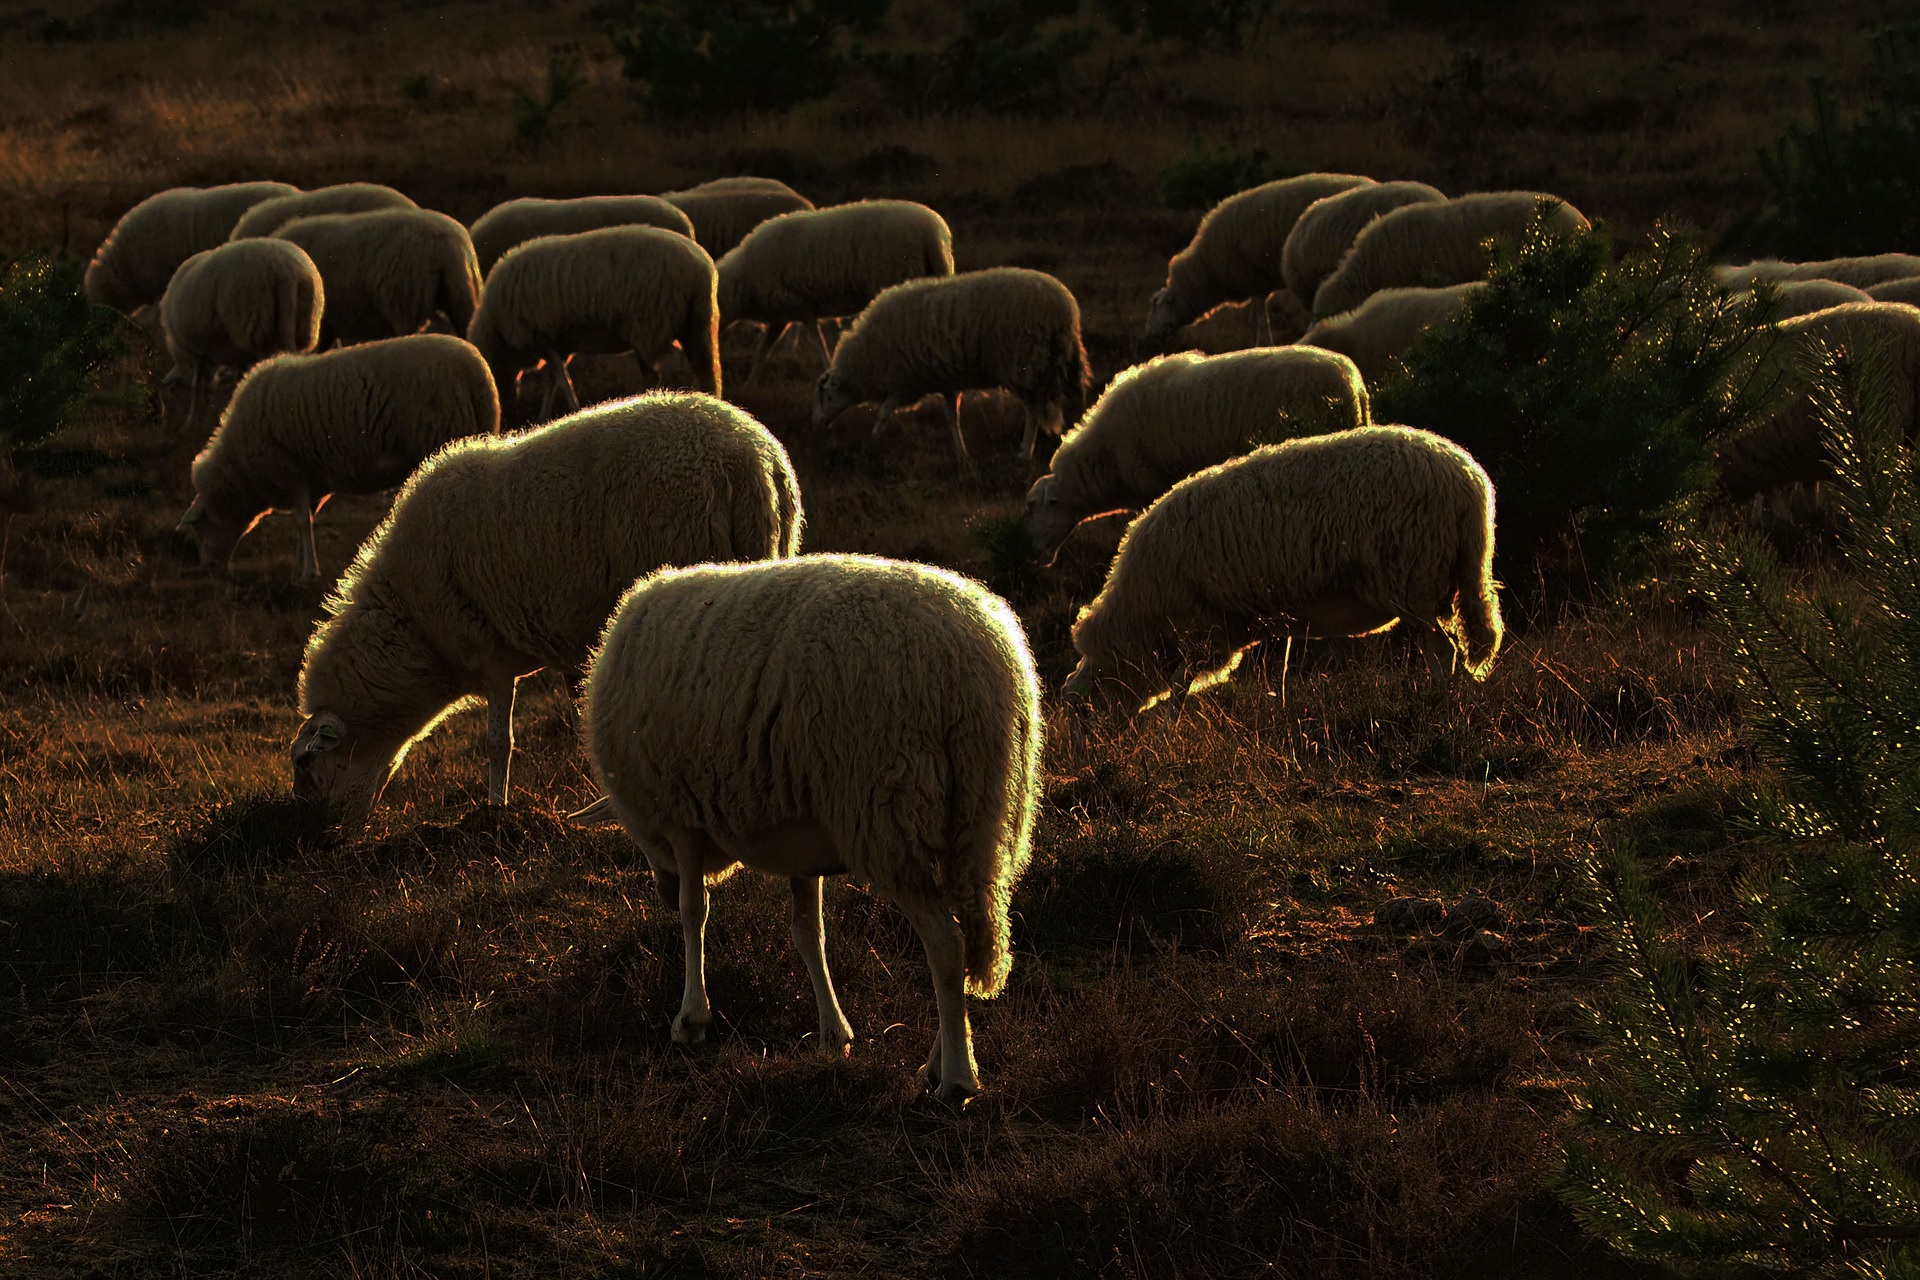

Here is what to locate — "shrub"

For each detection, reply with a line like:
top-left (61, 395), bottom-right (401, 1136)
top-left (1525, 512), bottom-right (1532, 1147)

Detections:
top-left (1373, 211), bottom-right (1775, 601)
top-left (852, 0), bottom-right (1097, 114)
top-left (1157, 146), bottom-right (1291, 209)
top-left (512, 48), bottom-right (587, 143)
top-left (607, 0), bottom-right (887, 119)
top-left (1098, 0), bottom-right (1275, 51)
top-left (0, 252), bottom-right (121, 507)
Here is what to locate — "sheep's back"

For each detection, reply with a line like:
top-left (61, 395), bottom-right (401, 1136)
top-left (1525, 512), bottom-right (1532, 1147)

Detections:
top-left (471, 196), bottom-right (694, 274)
top-left (87, 182), bottom-right (298, 312)
top-left (1282, 181), bottom-right (1447, 303)
top-left (230, 183), bottom-right (418, 240)
top-left (1193, 173), bottom-right (1374, 298)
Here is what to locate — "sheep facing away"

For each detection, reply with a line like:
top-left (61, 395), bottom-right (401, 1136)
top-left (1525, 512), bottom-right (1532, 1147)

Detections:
top-left (1145, 172), bottom-right (1374, 349)
top-left (1714, 254), bottom-right (1920, 291)
top-left (718, 199), bottom-right (954, 385)
top-left (1281, 180), bottom-right (1448, 308)
top-left (179, 334), bottom-right (500, 580)
top-left (272, 207), bottom-right (482, 345)
top-left (1743, 278), bottom-right (1875, 319)
top-left (158, 238), bottom-right (324, 429)
top-left (466, 225), bottom-right (720, 422)
top-left (813, 267), bottom-right (1089, 462)
top-left (1064, 425), bottom-right (1503, 714)
top-left (469, 195), bottom-right (695, 276)
top-left (661, 176), bottom-right (815, 257)
top-left (293, 392), bottom-right (802, 828)
top-left (1021, 345), bottom-right (1372, 560)
top-left (228, 182), bottom-right (419, 240)
top-left (84, 182), bottom-right (298, 316)
top-left (1297, 283), bottom-right (1484, 385)
top-left (574, 554), bottom-right (1040, 1101)
top-left (1866, 277), bottom-right (1920, 307)
top-left (1312, 191), bottom-right (1590, 318)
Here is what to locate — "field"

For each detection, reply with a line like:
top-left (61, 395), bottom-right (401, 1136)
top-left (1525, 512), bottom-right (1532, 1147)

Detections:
top-left (0, 1), bottom-right (1864, 1275)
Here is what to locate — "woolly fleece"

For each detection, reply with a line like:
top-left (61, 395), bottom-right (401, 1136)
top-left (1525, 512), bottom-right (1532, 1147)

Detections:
top-left (272, 207), bottom-right (482, 345)
top-left (1281, 180), bottom-right (1448, 306)
top-left (85, 182), bottom-right (297, 315)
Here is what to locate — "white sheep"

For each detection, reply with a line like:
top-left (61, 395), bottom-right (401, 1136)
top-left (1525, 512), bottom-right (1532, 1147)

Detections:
top-left (228, 183), bottom-right (418, 240)
top-left (469, 195), bottom-right (695, 276)
top-left (1312, 191), bottom-right (1590, 318)
top-left (158, 238), bottom-right (324, 429)
top-left (178, 334), bottom-right (500, 581)
top-left (718, 199), bottom-right (954, 386)
top-left (1297, 282), bottom-right (1483, 384)
top-left (271, 207), bottom-right (482, 345)
top-left (84, 182), bottom-right (298, 316)
top-left (1714, 255), bottom-right (1920, 291)
top-left (1021, 345), bottom-right (1371, 560)
top-left (1063, 425), bottom-right (1504, 713)
top-left (1281, 180), bottom-right (1448, 307)
top-left (1744, 278), bottom-right (1875, 319)
top-left (574, 554), bottom-right (1040, 1101)
top-left (661, 176), bottom-right (815, 257)
top-left (292, 391), bottom-right (803, 828)
top-left (1144, 173), bottom-right (1374, 350)
top-left (1716, 301), bottom-right (1920, 502)
top-left (465, 225), bottom-right (720, 422)
top-left (812, 267), bottom-right (1089, 462)
top-left (1866, 277), bottom-right (1920, 307)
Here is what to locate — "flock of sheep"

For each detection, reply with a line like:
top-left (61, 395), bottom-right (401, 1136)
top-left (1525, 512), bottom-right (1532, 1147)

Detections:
top-left (74, 168), bottom-right (1917, 1098)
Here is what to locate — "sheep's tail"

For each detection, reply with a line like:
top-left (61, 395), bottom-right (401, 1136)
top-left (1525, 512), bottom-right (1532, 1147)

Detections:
top-left (684, 279), bottom-right (723, 399)
top-left (958, 690), bottom-right (1041, 1000)
top-left (1454, 476), bottom-right (1503, 681)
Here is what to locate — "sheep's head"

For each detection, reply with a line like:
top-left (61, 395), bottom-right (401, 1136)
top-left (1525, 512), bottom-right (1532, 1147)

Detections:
top-left (1021, 474), bottom-right (1080, 565)
top-left (291, 710), bottom-right (397, 832)
top-left (177, 493), bottom-right (264, 570)
top-left (812, 370), bottom-right (856, 428)
top-left (1142, 286), bottom-right (1186, 349)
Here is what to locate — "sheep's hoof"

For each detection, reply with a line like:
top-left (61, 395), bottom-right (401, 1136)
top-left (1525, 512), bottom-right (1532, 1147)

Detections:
top-left (671, 1015), bottom-right (710, 1045)
top-left (916, 1062), bottom-right (979, 1105)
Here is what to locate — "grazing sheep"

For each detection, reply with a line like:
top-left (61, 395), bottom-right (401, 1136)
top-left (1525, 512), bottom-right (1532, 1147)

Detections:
top-left (179, 334), bottom-right (500, 580)
top-left (1022, 346), bottom-right (1371, 560)
top-left (576, 554), bottom-right (1040, 1101)
top-left (1741, 278), bottom-right (1876, 319)
top-left (292, 391), bottom-right (803, 828)
top-left (1716, 301), bottom-right (1920, 501)
top-left (1298, 283), bottom-right (1483, 384)
top-left (1145, 173), bottom-right (1373, 350)
top-left (1866, 277), bottom-right (1920, 307)
top-left (1312, 191), bottom-right (1590, 318)
top-left (813, 267), bottom-right (1089, 461)
top-left (159, 238), bottom-right (324, 429)
top-left (271, 207), bottom-right (482, 346)
top-left (718, 199), bottom-right (955, 385)
top-left (228, 183), bottom-right (418, 240)
top-left (1064, 425), bottom-right (1503, 713)
top-left (1282, 180), bottom-right (1448, 307)
top-left (661, 176), bottom-right (815, 256)
top-left (469, 195), bottom-right (695, 276)
top-left (84, 182), bottom-right (298, 316)
top-left (1715, 254), bottom-right (1920, 291)
top-left (466, 225), bottom-right (720, 421)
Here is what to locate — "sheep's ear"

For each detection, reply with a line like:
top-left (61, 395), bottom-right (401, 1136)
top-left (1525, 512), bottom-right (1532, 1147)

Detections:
top-left (292, 711), bottom-right (347, 760)
top-left (176, 495), bottom-right (206, 530)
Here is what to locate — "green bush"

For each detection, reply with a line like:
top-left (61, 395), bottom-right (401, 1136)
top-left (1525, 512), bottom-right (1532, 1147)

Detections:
top-left (607, 0), bottom-right (887, 119)
top-left (0, 252), bottom-right (120, 470)
top-left (853, 0), bottom-right (1096, 114)
top-left (512, 48), bottom-right (587, 143)
top-left (1373, 211), bottom-right (1775, 600)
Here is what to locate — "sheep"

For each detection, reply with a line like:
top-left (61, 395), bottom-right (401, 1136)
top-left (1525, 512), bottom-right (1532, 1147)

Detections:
top-left (813, 267), bottom-right (1089, 462)
top-left (1021, 345), bottom-right (1371, 561)
top-left (465, 225), bottom-right (720, 422)
top-left (1716, 301), bottom-right (1920, 502)
top-left (469, 195), bottom-right (695, 277)
top-left (1741, 278), bottom-right (1876, 319)
top-left (1281, 180), bottom-right (1448, 307)
top-left (1866, 277), bottom-right (1920, 307)
top-left (1714, 255), bottom-right (1920, 291)
top-left (1312, 191), bottom-right (1590, 318)
top-left (1297, 283), bottom-right (1484, 385)
top-left (1144, 173), bottom-right (1374, 350)
top-left (717, 199), bottom-right (955, 386)
top-left (292, 391), bottom-right (803, 828)
top-left (158, 238), bottom-right (324, 430)
top-left (1063, 425), bottom-right (1503, 714)
top-left (574, 553), bottom-right (1040, 1101)
top-left (228, 183), bottom-right (419, 240)
top-left (271, 207), bottom-right (482, 345)
top-left (661, 176), bottom-right (815, 256)
top-left (178, 334), bottom-right (500, 581)
top-left (84, 182), bottom-right (298, 316)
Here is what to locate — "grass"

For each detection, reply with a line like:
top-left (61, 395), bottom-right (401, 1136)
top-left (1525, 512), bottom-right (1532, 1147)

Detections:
top-left (0, 0), bottom-right (1837, 1273)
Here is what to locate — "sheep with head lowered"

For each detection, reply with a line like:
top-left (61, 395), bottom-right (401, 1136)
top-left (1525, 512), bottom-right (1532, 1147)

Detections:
top-left (179, 334), bottom-right (500, 581)
top-left (1736, 278), bottom-right (1875, 319)
top-left (228, 182), bottom-right (418, 240)
top-left (661, 176), bottom-right (815, 257)
top-left (574, 554), bottom-right (1040, 1101)
top-left (1714, 254), bottom-right (1920, 291)
top-left (158, 238), bottom-right (324, 430)
top-left (1145, 173), bottom-right (1373, 350)
top-left (718, 199), bottom-right (954, 386)
top-left (1297, 282), bottom-right (1484, 385)
top-left (1866, 277), bottom-right (1920, 307)
top-left (813, 266), bottom-right (1089, 462)
top-left (85, 182), bottom-right (298, 317)
top-left (1312, 191), bottom-right (1590, 319)
top-left (469, 195), bottom-right (695, 276)
top-left (1021, 345), bottom-right (1371, 562)
top-left (271, 207), bottom-right (482, 346)
top-left (1064, 425), bottom-right (1503, 715)
top-left (466, 224), bottom-right (720, 423)
top-left (292, 391), bottom-right (801, 829)
top-left (1281, 180), bottom-right (1448, 308)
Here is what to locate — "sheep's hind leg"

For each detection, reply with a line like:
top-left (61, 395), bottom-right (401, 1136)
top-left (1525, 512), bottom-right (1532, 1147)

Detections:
top-left (670, 830), bottom-right (714, 1044)
top-left (810, 320), bottom-right (836, 367)
top-left (899, 896), bottom-right (979, 1102)
top-left (743, 323), bottom-right (787, 387)
top-left (869, 395), bottom-right (905, 438)
top-left (945, 392), bottom-right (971, 463)
top-left (292, 493), bottom-right (319, 584)
top-left (557, 356), bottom-right (582, 413)
top-left (790, 876), bottom-right (854, 1054)
top-left (1255, 291), bottom-right (1274, 345)
top-left (484, 671), bottom-right (518, 805)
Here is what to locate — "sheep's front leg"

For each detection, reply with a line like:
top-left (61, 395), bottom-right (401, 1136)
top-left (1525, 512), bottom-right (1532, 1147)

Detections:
top-left (945, 392), bottom-right (971, 462)
top-left (292, 492), bottom-right (319, 583)
top-left (671, 833), bottom-right (713, 1044)
top-left (483, 671), bottom-right (517, 804)
top-left (900, 898), bottom-right (979, 1101)
top-left (869, 395), bottom-right (905, 438)
top-left (1017, 398), bottom-right (1039, 461)
top-left (1255, 290), bottom-right (1274, 345)
top-left (790, 876), bottom-right (854, 1054)
top-left (744, 322), bottom-right (788, 387)
top-left (810, 320), bottom-right (835, 367)
top-left (537, 364), bottom-right (559, 423)
top-left (556, 356), bottom-right (582, 413)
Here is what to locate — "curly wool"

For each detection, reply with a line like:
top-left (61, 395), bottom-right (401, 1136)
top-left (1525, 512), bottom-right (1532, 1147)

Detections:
top-left (160, 238), bottom-right (323, 377)
top-left (717, 199), bottom-right (954, 327)
top-left (1281, 180), bottom-right (1448, 306)
top-left (585, 554), bottom-right (1040, 998)
top-left (272, 208), bottom-right (482, 344)
top-left (661, 177), bottom-right (815, 257)
top-left (84, 182), bottom-right (298, 315)
top-left (1299, 283), bottom-right (1483, 384)
top-left (1069, 425), bottom-right (1503, 709)
top-left (228, 183), bottom-right (417, 240)
top-left (470, 196), bottom-right (695, 276)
